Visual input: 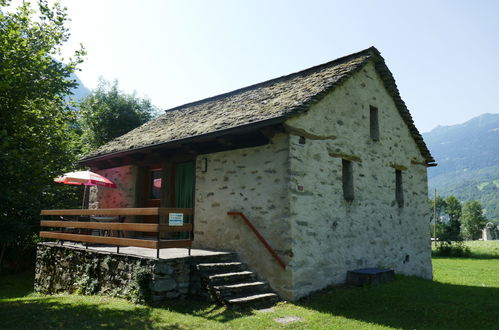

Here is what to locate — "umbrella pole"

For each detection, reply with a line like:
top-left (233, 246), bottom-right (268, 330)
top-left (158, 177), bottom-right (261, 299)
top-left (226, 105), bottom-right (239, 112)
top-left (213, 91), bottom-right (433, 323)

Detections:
top-left (82, 185), bottom-right (88, 248)
top-left (82, 185), bottom-right (88, 209)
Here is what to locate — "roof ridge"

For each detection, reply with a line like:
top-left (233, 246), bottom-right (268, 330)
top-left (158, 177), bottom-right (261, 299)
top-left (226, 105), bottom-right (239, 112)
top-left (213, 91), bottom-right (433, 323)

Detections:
top-left (164, 46), bottom-right (378, 113)
top-left (80, 46), bottom-right (434, 165)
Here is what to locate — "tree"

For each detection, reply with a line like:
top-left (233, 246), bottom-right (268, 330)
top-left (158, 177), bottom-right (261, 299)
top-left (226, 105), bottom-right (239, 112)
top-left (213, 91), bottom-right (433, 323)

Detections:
top-left (429, 196), bottom-right (447, 221)
top-left (444, 196), bottom-right (462, 241)
top-left (460, 200), bottom-right (487, 240)
top-left (0, 0), bottom-right (84, 270)
top-left (429, 195), bottom-right (464, 242)
top-left (429, 196), bottom-right (446, 241)
top-left (77, 79), bottom-right (158, 153)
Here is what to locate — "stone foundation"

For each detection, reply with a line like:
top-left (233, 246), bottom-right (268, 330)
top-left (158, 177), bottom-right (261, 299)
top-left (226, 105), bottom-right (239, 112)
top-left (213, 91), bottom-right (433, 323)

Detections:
top-left (34, 243), bottom-right (236, 303)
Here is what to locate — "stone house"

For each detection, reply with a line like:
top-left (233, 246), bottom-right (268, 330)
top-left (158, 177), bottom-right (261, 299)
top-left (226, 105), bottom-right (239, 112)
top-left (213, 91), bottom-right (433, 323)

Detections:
top-left (80, 47), bottom-right (436, 301)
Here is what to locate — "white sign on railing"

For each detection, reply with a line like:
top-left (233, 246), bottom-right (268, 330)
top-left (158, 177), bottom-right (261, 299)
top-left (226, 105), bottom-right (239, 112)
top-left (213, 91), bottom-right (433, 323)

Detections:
top-left (168, 213), bottom-right (183, 226)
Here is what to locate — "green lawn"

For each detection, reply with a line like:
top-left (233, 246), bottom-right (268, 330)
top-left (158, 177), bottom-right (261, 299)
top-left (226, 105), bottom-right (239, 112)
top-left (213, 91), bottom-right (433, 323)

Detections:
top-left (432, 240), bottom-right (499, 258)
top-left (463, 240), bottom-right (499, 258)
top-left (1, 242), bottom-right (498, 329)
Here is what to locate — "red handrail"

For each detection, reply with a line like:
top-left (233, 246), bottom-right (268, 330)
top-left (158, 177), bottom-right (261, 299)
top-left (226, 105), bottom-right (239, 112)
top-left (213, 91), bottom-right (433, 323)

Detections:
top-left (227, 211), bottom-right (286, 269)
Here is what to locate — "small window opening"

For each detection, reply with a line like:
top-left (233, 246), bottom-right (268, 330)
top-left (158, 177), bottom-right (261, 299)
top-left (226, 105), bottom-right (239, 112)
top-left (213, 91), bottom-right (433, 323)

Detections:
top-left (395, 169), bottom-right (404, 207)
top-left (149, 169), bottom-right (162, 199)
top-left (370, 105), bottom-right (379, 140)
top-left (342, 159), bottom-right (354, 202)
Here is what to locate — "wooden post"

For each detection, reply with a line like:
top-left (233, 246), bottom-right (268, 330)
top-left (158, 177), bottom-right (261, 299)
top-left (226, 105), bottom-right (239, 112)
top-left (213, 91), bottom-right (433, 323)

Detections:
top-left (117, 214), bottom-right (120, 254)
top-left (189, 209), bottom-right (193, 256)
top-left (157, 213), bottom-right (160, 259)
top-left (433, 188), bottom-right (437, 246)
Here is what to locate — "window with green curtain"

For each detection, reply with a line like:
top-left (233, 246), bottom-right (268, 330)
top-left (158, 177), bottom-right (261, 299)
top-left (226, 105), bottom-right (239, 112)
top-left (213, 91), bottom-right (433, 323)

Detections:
top-left (174, 161), bottom-right (194, 239)
top-left (175, 161), bottom-right (195, 208)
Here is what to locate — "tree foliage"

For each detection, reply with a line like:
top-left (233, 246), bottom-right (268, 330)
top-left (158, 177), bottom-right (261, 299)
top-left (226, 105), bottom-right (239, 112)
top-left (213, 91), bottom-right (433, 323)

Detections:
top-left (461, 201), bottom-right (487, 240)
top-left (77, 79), bottom-right (158, 153)
top-left (444, 196), bottom-right (462, 241)
top-left (429, 195), bottom-right (463, 242)
top-left (431, 196), bottom-right (446, 219)
top-left (0, 0), bottom-right (84, 270)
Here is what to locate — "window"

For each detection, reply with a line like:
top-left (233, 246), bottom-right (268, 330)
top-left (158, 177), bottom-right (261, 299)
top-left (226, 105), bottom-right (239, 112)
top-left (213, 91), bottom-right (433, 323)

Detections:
top-left (369, 105), bottom-right (379, 140)
top-left (395, 169), bottom-right (404, 207)
top-left (149, 169), bottom-right (162, 199)
top-left (342, 159), bottom-right (354, 201)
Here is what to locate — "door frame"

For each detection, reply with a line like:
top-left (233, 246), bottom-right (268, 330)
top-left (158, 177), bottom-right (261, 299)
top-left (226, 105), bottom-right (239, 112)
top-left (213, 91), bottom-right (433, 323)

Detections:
top-left (139, 157), bottom-right (196, 209)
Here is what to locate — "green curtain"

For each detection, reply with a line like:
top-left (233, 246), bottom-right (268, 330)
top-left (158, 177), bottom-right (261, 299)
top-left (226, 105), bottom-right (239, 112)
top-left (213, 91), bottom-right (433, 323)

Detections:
top-left (175, 161), bottom-right (195, 208)
top-left (174, 161), bottom-right (194, 238)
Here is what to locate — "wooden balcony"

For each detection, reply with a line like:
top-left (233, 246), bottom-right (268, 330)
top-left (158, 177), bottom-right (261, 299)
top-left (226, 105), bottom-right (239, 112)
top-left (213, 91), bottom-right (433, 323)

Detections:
top-left (40, 207), bottom-right (194, 257)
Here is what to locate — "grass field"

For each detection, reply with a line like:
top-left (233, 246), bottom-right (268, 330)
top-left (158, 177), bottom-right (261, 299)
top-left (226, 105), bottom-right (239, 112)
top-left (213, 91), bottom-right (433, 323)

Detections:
top-left (463, 240), bottom-right (499, 258)
top-left (1, 241), bottom-right (498, 329)
top-left (432, 240), bottom-right (499, 258)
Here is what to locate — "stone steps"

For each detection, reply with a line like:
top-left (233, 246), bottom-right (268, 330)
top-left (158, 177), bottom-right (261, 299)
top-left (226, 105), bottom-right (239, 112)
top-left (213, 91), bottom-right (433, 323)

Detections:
top-left (213, 281), bottom-right (268, 297)
top-left (226, 292), bottom-right (280, 308)
top-left (196, 257), bottom-right (279, 309)
top-left (213, 281), bottom-right (269, 296)
top-left (197, 262), bottom-right (244, 275)
top-left (208, 270), bottom-right (257, 286)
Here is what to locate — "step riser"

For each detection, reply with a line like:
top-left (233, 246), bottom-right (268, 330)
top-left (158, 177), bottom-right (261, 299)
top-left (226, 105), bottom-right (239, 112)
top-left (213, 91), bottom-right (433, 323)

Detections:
top-left (195, 255), bottom-right (279, 308)
top-left (198, 264), bottom-right (245, 275)
top-left (211, 254), bottom-right (239, 263)
top-left (194, 253), bottom-right (239, 264)
top-left (209, 273), bottom-right (256, 286)
top-left (215, 283), bottom-right (270, 298)
top-left (225, 295), bottom-right (280, 309)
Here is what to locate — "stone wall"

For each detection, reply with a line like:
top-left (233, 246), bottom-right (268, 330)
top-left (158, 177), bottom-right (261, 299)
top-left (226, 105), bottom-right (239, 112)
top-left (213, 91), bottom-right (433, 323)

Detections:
top-left (285, 62), bottom-right (432, 299)
top-left (89, 165), bottom-right (137, 209)
top-left (35, 243), bottom-right (235, 302)
top-left (193, 133), bottom-right (294, 300)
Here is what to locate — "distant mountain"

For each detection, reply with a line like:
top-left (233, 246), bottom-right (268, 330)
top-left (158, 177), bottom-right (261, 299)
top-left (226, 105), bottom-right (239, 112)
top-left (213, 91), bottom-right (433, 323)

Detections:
top-left (424, 113), bottom-right (499, 220)
top-left (69, 72), bottom-right (90, 103)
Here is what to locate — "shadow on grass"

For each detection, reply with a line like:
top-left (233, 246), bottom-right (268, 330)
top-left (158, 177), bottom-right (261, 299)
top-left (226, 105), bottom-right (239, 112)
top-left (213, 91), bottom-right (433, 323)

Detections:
top-left (431, 253), bottom-right (499, 260)
top-left (298, 276), bottom-right (499, 329)
top-left (1, 292), bottom-right (251, 327)
top-left (468, 253), bottom-right (499, 259)
top-left (0, 270), bottom-right (35, 299)
top-left (3, 270), bottom-right (497, 328)
top-left (0, 270), bottom-right (253, 327)
top-left (432, 253), bottom-right (499, 260)
top-left (0, 297), bottom-right (173, 329)
top-left (154, 297), bottom-right (254, 323)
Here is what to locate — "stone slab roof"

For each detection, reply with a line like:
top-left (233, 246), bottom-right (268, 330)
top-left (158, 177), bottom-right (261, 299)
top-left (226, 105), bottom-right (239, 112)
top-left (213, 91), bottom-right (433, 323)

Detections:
top-left (81, 47), bottom-right (435, 164)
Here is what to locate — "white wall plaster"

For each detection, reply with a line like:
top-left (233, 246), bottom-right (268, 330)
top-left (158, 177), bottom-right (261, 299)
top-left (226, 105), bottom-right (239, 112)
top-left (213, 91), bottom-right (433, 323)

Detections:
top-left (193, 133), bottom-right (294, 299)
top-left (285, 62), bottom-right (432, 299)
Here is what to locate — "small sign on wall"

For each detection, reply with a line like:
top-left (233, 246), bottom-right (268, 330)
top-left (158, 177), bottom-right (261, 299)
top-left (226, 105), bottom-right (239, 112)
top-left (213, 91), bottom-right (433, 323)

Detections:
top-left (168, 213), bottom-right (183, 226)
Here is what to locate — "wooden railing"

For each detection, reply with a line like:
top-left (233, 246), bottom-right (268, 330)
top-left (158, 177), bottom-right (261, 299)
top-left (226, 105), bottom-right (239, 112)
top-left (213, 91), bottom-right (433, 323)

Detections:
top-left (227, 211), bottom-right (286, 269)
top-left (40, 208), bottom-right (193, 257)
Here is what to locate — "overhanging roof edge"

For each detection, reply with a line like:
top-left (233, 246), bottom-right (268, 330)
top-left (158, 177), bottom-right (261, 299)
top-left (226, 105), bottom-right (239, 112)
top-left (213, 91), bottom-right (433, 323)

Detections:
top-left (78, 116), bottom-right (287, 166)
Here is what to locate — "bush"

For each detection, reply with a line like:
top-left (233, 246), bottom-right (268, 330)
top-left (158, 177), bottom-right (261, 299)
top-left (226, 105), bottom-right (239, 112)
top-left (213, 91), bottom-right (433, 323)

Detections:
top-left (127, 267), bottom-right (152, 304)
top-left (433, 241), bottom-right (472, 257)
top-left (433, 241), bottom-right (471, 257)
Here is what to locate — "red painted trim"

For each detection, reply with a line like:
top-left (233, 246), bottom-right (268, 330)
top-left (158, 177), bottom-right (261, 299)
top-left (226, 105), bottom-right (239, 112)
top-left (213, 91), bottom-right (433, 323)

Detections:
top-left (227, 211), bottom-right (286, 270)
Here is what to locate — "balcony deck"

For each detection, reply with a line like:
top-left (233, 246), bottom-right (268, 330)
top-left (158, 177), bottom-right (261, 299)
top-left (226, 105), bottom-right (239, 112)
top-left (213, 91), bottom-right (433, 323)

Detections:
top-left (49, 241), bottom-right (231, 259)
top-left (40, 207), bottom-right (197, 258)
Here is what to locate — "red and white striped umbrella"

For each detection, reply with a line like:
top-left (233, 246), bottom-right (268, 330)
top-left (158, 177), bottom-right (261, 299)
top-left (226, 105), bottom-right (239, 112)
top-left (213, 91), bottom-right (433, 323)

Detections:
top-left (54, 170), bottom-right (116, 209)
top-left (54, 170), bottom-right (116, 188)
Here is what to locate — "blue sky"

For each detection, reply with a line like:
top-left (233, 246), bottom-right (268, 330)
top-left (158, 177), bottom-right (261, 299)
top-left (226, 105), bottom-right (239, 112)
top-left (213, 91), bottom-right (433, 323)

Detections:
top-left (55, 0), bottom-right (499, 132)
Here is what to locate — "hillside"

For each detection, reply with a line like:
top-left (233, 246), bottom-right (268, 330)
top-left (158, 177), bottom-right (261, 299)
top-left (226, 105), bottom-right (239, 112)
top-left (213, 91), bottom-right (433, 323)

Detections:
top-left (423, 113), bottom-right (499, 220)
top-left (69, 72), bottom-right (90, 102)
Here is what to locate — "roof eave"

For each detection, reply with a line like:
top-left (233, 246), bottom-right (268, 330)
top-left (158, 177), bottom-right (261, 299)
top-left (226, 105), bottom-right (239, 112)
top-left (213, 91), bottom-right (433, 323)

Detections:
top-left (78, 116), bottom-right (287, 166)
